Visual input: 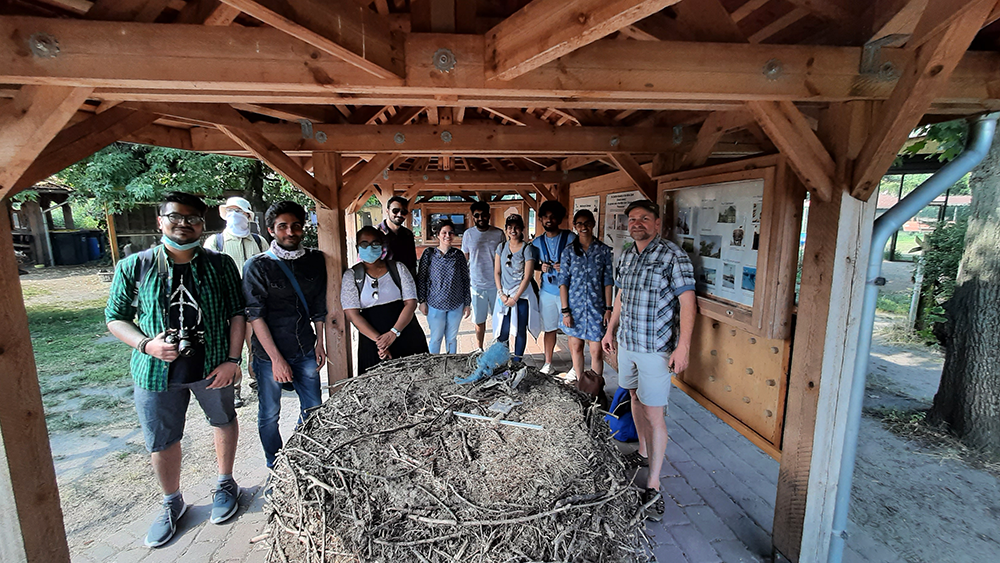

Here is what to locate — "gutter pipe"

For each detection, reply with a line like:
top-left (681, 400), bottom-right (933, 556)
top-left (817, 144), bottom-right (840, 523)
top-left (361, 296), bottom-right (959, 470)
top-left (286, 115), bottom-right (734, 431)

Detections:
top-left (827, 112), bottom-right (1000, 563)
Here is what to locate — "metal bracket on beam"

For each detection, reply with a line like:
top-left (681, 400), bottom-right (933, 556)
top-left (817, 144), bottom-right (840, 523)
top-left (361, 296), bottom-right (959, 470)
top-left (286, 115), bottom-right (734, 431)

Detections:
top-left (433, 48), bottom-right (457, 73)
top-left (860, 35), bottom-right (907, 81)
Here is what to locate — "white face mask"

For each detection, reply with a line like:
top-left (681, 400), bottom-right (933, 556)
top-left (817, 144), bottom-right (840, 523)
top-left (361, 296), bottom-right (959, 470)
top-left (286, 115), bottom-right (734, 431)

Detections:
top-left (225, 210), bottom-right (251, 237)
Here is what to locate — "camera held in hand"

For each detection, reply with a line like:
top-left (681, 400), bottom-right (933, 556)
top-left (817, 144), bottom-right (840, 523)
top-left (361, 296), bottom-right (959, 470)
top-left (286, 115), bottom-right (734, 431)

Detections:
top-left (164, 328), bottom-right (205, 357)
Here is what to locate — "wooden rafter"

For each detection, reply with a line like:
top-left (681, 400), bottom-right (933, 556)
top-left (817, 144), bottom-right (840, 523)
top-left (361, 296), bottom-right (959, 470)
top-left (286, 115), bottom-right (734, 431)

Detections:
top-left (13, 107), bottom-right (159, 191)
top-left (748, 8), bottom-right (810, 44)
top-left (217, 0), bottom-right (403, 80)
top-left (175, 0), bottom-right (242, 25)
top-left (684, 111), bottom-right (754, 168)
top-left (852, 0), bottom-right (995, 199)
top-left (484, 0), bottom-right (682, 81)
top-left (747, 101), bottom-right (836, 201)
top-left (785, 0), bottom-right (858, 22)
top-left (86, 0), bottom-right (170, 22)
top-left (4, 17), bottom-right (998, 108)
top-left (863, 0), bottom-right (929, 43)
top-left (907, 0), bottom-right (986, 48)
top-left (0, 85), bottom-right (92, 200)
top-left (340, 152), bottom-right (400, 209)
top-left (607, 152), bottom-right (655, 200)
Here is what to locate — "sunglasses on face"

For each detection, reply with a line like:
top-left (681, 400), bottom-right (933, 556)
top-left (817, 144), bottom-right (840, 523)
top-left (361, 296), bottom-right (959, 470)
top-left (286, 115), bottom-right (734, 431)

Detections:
top-left (161, 213), bottom-right (205, 226)
top-left (358, 242), bottom-right (382, 250)
top-left (390, 207), bottom-right (409, 216)
top-left (506, 253), bottom-right (513, 268)
top-left (473, 212), bottom-right (489, 218)
top-left (574, 221), bottom-right (594, 228)
top-left (371, 278), bottom-right (379, 300)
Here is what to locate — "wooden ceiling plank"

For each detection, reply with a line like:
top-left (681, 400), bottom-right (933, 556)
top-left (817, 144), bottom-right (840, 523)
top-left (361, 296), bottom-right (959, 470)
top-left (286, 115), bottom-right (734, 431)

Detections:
top-left (748, 7), bottom-right (810, 43)
top-left (664, 0), bottom-right (747, 43)
top-left (908, 0), bottom-right (987, 48)
top-left (339, 152), bottom-right (401, 208)
top-left (86, 0), bottom-right (171, 22)
top-left (785, 0), bottom-right (858, 21)
top-left (0, 85), bottom-right (92, 200)
top-left (747, 100), bottom-right (835, 201)
top-left (853, 0), bottom-right (994, 199)
top-left (230, 103), bottom-right (346, 124)
top-left (14, 107), bottom-right (160, 190)
top-left (864, 0), bottom-right (929, 43)
top-left (731, 0), bottom-right (769, 22)
top-left (480, 107), bottom-right (551, 127)
top-left (176, 1), bottom-right (243, 25)
top-left (485, 0), bottom-right (682, 81)
top-left (217, 0), bottom-right (402, 79)
top-left (120, 101), bottom-right (249, 128)
top-left (607, 152), bottom-right (655, 200)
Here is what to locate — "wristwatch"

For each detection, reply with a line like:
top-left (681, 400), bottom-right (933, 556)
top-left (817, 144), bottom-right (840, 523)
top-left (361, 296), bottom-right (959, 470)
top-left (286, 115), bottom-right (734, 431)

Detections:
top-left (225, 356), bottom-right (242, 366)
top-left (390, 327), bottom-right (401, 337)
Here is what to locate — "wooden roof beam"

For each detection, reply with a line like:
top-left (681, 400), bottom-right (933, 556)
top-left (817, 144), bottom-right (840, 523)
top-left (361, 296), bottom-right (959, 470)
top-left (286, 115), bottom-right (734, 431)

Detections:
top-left (607, 152), bottom-right (655, 200)
top-left (0, 85), bottom-right (91, 200)
top-left (785, 0), bottom-right (859, 22)
top-left (175, 1), bottom-right (242, 25)
top-left (748, 8), bottom-right (810, 44)
top-left (684, 111), bottom-right (754, 168)
top-left (339, 152), bottom-right (400, 209)
top-left (485, 0), bottom-right (682, 81)
top-left (13, 107), bottom-right (159, 191)
top-left (217, 0), bottom-right (403, 80)
top-left (86, 0), bottom-right (170, 22)
top-left (748, 100), bottom-right (836, 201)
top-left (853, 0), bottom-right (995, 199)
top-left (908, 0), bottom-right (988, 48)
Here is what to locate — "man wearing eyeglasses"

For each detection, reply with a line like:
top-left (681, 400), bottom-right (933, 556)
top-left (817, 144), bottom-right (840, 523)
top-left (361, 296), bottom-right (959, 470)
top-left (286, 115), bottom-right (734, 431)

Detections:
top-left (462, 201), bottom-right (505, 350)
top-left (378, 196), bottom-right (418, 279)
top-left (105, 192), bottom-right (246, 547)
top-left (242, 201), bottom-right (327, 470)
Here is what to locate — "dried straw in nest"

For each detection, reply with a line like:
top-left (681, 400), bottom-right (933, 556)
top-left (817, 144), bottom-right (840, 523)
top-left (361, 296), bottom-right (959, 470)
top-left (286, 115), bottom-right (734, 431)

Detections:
top-left (265, 353), bottom-right (648, 563)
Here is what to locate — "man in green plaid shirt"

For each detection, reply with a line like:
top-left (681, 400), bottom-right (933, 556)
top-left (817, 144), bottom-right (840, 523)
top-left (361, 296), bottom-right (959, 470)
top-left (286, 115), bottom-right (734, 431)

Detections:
top-left (106, 192), bottom-right (246, 547)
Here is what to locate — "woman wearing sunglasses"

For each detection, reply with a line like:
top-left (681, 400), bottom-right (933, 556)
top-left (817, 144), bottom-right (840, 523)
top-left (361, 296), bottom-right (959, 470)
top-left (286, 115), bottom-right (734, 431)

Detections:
top-left (341, 226), bottom-right (427, 374)
top-left (417, 220), bottom-right (472, 354)
top-left (493, 214), bottom-right (541, 361)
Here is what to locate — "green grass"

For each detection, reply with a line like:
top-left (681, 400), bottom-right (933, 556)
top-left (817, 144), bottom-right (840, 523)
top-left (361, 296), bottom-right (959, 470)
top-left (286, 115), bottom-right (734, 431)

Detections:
top-left (20, 285), bottom-right (52, 299)
top-left (876, 291), bottom-right (911, 315)
top-left (28, 299), bottom-right (131, 387)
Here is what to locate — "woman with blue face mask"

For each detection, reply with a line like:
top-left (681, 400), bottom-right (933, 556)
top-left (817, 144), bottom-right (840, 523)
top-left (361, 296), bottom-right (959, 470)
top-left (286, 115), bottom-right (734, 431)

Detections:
top-left (341, 226), bottom-right (428, 374)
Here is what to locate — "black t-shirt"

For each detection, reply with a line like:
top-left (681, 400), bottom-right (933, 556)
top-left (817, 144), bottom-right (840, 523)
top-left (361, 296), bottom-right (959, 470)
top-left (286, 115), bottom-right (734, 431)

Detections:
top-left (167, 263), bottom-right (206, 385)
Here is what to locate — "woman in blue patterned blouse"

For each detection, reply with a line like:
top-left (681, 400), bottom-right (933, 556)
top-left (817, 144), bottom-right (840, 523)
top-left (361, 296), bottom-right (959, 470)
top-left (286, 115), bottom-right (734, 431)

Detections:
top-left (417, 220), bottom-right (472, 354)
top-left (559, 209), bottom-right (614, 380)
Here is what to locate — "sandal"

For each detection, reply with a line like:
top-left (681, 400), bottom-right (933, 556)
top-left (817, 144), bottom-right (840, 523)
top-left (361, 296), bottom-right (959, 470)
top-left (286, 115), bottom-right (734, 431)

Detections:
top-left (623, 451), bottom-right (649, 469)
top-left (641, 488), bottom-right (664, 522)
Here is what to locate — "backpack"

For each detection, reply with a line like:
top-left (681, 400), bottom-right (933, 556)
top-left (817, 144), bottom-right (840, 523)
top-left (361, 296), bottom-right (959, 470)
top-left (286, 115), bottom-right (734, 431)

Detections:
top-left (130, 246), bottom-right (229, 307)
top-left (604, 387), bottom-right (638, 442)
top-left (352, 260), bottom-right (402, 301)
top-left (213, 232), bottom-right (265, 253)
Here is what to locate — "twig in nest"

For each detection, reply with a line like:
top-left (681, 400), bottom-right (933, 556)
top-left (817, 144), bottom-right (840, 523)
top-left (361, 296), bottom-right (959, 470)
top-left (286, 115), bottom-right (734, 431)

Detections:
top-left (410, 488), bottom-right (629, 527)
top-left (373, 531), bottom-right (468, 547)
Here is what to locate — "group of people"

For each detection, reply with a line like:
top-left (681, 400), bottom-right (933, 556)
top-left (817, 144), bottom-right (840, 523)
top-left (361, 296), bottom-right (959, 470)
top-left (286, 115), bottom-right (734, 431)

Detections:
top-left (106, 190), bottom-right (696, 547)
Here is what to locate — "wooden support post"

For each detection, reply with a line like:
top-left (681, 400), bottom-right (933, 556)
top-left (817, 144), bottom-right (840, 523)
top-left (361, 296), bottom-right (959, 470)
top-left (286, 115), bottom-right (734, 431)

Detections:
top-left (314, 152), bottom-right (352, 385)
top-left (61, 205), bottom-right (74, 230)
top-left (772, 185), bottom-right (876, 563)
top-left (20, 201), bottom-right (51, 267)
top-left (0, 209), bottom-right (70, 563)
top-left (105, 206), bottom-right (120, 264)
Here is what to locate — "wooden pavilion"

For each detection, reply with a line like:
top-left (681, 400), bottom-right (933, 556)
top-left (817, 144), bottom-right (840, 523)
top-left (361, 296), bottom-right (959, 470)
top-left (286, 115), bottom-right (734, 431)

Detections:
top-left (2, 1), bottom-right (999, 562)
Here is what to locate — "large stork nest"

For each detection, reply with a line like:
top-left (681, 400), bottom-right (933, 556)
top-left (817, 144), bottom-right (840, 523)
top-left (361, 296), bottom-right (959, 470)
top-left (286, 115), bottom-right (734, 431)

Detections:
top-left (264, 353), bottom-right (647, 563)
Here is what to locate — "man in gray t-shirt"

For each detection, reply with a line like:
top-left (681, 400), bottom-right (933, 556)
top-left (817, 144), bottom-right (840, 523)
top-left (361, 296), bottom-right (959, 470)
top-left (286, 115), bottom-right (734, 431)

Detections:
top-left (462, 201), bottom-right (505, 350)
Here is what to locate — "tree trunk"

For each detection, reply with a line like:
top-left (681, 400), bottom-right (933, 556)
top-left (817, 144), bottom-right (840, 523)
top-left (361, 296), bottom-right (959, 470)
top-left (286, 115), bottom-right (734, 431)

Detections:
top-left (929, 134), bottom-right (1000, 456)
top-left (245, 160), bottom-right (269, 241)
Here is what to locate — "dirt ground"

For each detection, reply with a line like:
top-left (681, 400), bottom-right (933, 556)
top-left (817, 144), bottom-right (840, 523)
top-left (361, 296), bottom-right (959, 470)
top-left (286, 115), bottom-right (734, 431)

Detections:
top-left (17, 264), bottom-right (1000, 562)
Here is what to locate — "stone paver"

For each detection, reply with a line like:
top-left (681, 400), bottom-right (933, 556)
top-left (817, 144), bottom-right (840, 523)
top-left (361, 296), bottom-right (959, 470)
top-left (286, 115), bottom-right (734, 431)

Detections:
top-left (76, 315), bottom-right (901, 562)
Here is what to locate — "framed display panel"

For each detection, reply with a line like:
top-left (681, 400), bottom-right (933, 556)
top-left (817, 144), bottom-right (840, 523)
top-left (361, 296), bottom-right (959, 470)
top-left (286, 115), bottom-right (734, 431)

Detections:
top-left (658, 159), bottom-right (803, 340)
top-left (416, 202), bottom-right (474, 245)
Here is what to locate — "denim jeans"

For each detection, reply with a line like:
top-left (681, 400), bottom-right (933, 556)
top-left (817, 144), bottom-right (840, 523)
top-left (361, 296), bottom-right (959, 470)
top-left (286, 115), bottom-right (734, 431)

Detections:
top-left (427, 306), bottom-right (463, 354)
top-left (253, 351), bottom-right (322, 468)
top-left (497, 298), bottom-right (529, 361)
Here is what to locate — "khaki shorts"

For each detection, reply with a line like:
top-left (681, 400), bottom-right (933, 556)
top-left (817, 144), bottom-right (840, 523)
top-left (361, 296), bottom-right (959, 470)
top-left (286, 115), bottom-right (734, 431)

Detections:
top-left (617, 348), bottom-right (673, 407)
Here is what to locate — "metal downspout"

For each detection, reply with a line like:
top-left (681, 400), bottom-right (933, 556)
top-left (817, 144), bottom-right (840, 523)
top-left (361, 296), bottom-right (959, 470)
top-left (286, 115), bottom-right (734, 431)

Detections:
top-left (827, 112), bottom-right (1000, 563)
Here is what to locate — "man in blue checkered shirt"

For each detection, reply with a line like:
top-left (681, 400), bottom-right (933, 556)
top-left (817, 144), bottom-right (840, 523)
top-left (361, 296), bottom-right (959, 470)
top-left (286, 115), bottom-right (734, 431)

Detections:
top-left (602, 199), bottom-right (696, 522)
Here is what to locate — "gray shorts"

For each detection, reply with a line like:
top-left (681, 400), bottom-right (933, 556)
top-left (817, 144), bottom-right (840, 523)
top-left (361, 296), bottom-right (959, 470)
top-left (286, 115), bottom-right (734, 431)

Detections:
top-left (617, 348), bottom-right (673, 407)
top-left (134, 378), bottom-right (236, 453)
top-left (471, 286), bottom-right (496, 325)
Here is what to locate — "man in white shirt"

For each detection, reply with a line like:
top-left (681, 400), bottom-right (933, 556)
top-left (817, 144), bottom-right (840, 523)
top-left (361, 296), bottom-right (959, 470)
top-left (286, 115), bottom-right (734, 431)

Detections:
top-left (204, 197), bottom-right (266, 406)
top-left (532, 200), bottom-right (575, 375)
top-left (461, 201), bottom-right (505, 350)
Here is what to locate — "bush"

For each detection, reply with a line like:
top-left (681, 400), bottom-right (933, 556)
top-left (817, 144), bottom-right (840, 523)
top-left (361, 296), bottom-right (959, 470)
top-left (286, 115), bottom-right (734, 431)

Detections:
top-left (915, 220), bottom-right (967, 339)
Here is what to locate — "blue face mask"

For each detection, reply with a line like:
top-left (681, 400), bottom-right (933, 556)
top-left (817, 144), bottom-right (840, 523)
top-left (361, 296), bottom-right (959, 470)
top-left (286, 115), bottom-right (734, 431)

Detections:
top-left (161, 235), bottom-right (201, 251)
top-left (358, 244), bottom-right (383, 264)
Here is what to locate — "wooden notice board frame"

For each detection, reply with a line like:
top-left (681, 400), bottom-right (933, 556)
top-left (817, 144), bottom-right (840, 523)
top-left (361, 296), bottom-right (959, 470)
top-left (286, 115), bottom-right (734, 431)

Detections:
top-left (657, 156), bottom-right (803, 340)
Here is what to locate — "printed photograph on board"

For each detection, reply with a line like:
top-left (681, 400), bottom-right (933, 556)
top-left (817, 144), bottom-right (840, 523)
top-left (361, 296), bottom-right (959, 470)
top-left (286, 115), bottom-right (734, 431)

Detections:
top-left (752, 200), bottom-right (762, 223)
top-left (723, 263), bottom-right (736, 289)
top-left (742, 266), bottom-right (756, 292)
top-left (752, 225), bottom-right (760, 250)
top-left (677, 207), bottom-right (694, 235)
top-left (699, 235), bottom-right (722, 259)
top-left (730, 226), bottom-right (745, 247)
top-left (700, 267), bottom-right (717, 287)
top-left (718, 202), bottom-right (737, 224)
top-left (681, 236), bottom-right (695, 254)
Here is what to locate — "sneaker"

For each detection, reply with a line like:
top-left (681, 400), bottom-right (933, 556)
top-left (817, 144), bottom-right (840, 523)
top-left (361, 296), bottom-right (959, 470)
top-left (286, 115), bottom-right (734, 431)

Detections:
top-left (641, 488), bottom-right (664, 522)
top-left (539, 363), bottom-right (554, 375)
top-left (557, 368), bottom-right (577, 382)
top-left (233, 387), bottom-right (244, 408)
top-left (210, 479), bottom-right (240, 524)
top-left (144, 495), bottom-right (187, 547)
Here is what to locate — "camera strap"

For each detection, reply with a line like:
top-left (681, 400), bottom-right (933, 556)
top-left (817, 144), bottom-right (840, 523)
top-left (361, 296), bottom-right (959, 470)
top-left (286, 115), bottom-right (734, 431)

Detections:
top-left (266, 250), bottom-right (310, 317)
